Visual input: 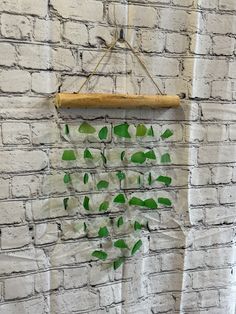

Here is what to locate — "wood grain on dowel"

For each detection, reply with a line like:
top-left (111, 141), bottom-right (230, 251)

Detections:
top-left (55, 93), bottom-right (180, 109)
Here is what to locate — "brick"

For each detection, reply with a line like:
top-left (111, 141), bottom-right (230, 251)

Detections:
top-left (0, 0), bottom-right (48, 17)
top-left (42, 173), bottom-right (66, 196)
top-left (109, 4), bottom-right (157, 27)
top-left (0, 201), bottom-right (25, 224)
top-left (0, 96), bottom-right (54, 120)
top-left (212, 166), bottom-right (232, 184)
top-left (206, 14), bottom-right (236, 35)
top-left (115, 75), bottom-right (140, 94)
top-left (233, 166), bottom-right (236, 182)
top-left (219, 186), bottom-right (236, 204)
top-left (184, 250), bottom-right (205, 270)
top-left (200, 290), bottom-right (219, 308)
top-left (5, 275), bottom-right (34, 300)
top-left (189, 208), bottom-right (204, 225)
top-left (149, 0), bottom-right (170, 3)
top-left (64, 267), bottom-right (88, 289)
top-left (52, 47), bottom-right (77, 71)
top-left (87, 76), bottom-right (114, 94)
top-left (219, 288), bottom-right (236, 312)
top-left (0, 70), bottom-right (31, 93)
top-left (188, 11), bottom-right (205, 33)
top-left (184, 59), bottom-right (228, 79)
top-left (150, 230), bottom-right (186, 251)
top-left (189, 79), bottom-right (211, 99)
top-left (83, 51), bottom-right (129, 74)
top-left (198, 0), bottom-right (218, 9)
top-left (2, 122), bottom-right (31, 145)
top-left (161, 253), bottom-right (183, 271)
top-left (90, 264), bottom-right (114, 285)
top-left (61, 219), bottom-right (86, 240)
top-left (51, 0), bottom-right (103, 22)
top-left (189, 188), bottom-right (218, 206)
top-left (123, 303), bottom-right (150, 314)
top-left (63, 22), bottom-right (88, 45)
top-left (49, 241), bottom-right (97, 267)
top-left (198, 145), bottom-right (236, 163)
top-left (205, 207), bottom-right (235, 225)
top-left (211, 80), bottom-right (232, 100)
top-left (31, 198), bottom-right (78, 220)
top-left (1, 225), bottom-right (31, 249)
top-left (165, 78), bottom-right (188, 96)
top-left (0, 43), bottom-right (16, 66)
top-left (206, 124), bottom-right (227, 142)
top-left (159, 8), bottom-right (188, 31)
top-left (0, 150), bottom-right (47, 173)
top-left (191, 167), bottom-right (211, 186)
top-left (35, 270), bottom-right (62, 292)
top-left (1, 13), bottom-right (31, 39)
top-left (98, 282), bottom-right (124, 306)
top-left (213, 36), bottom-right (235, 55)
top-left (141, 30), bottom-right (165, 53)
top-left (201, 103), bottom-right (236, 121)
top-left (190, 34), bottom-right (212, 55)
top-left (34, 19), bottom-right (60, 42)
top-left (35, 223), bottom-right (58, 245)
top-left (192, 227), bottom-right (234, 248)
top-left (184, 123), bottom-right (206, 142)
top-left (0, 248), bottom-right (46, 276)
top-left (32, 72), bottom-right (58, 94)
top-left (219, 0), bottom-right (236, 11)
top-left (151, 294), bottom-right (175, 313)
top-left (173, 0), bottom-right (194, 6)
top-left (60, 75), bottom-right (86, 93)
top-left (31, 122), bottom-right (59, 144)
top-left (177, 292), bottom-right (199, 310)
top-left (50, 289), bottom-right (98, 312)
top-left (229, 124), bottom-right (236, 140)
top-left (0, 297), bottom-right (45, 314)
top-left (0, 178), bottom-right (9, 199)
top-left (18, 44), bottom-right (51, 69)
top-left (12, 175), bottom-right (40, 198)
top-left (229, 61), bottom-right (236, 78)
top-left (166, 33), bottom-right (189, 53)
top-left (193, 268), bottom-right (234, 289)
top-left (143, 255), bottom-right (161, 274)
top-left (206, 247), bottom-right (236, 267)
top-left (133, 55), bottom-right (180, 77)
top-left (149, 272), bottom-right (183, 293)
top-left (89, 25), bottom-right (114, 47)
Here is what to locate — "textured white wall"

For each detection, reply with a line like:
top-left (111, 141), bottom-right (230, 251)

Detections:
top-left (0, 0), bottom-right (236, 313)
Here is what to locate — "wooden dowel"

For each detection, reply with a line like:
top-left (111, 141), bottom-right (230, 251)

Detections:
top-left (55, 93), bottom-right (180, 109)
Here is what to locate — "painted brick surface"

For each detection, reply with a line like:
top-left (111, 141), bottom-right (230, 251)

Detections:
top-left (0, 0), bottom-right (235, 313)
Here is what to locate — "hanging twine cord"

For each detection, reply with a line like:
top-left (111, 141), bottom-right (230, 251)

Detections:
top-left (77, 31), bottom-right (163, 95)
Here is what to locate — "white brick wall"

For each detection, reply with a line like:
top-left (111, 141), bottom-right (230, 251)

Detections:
top-left (0, 43), bottom-right (16, 66)
top-left (0, 0), bottom-right (48, 17)
top-left (4, 275), bottom-right (34, 299)
top-left (34, 19), bottom-right (61, 43)
top-left (50, 0), bottom-right (104, 22)
top-left (0, 70), bottom-right (31, 93)
top-left (1, 225), bottom-right (31, 249)
top-left (63, 22), bottom-right (88, 45)
top-left (0, 0), bottom-right (235, 313)
top-left (1, 13), bottom-right (31, 39)
top-left (108, 4), bottom-right (157, 27)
